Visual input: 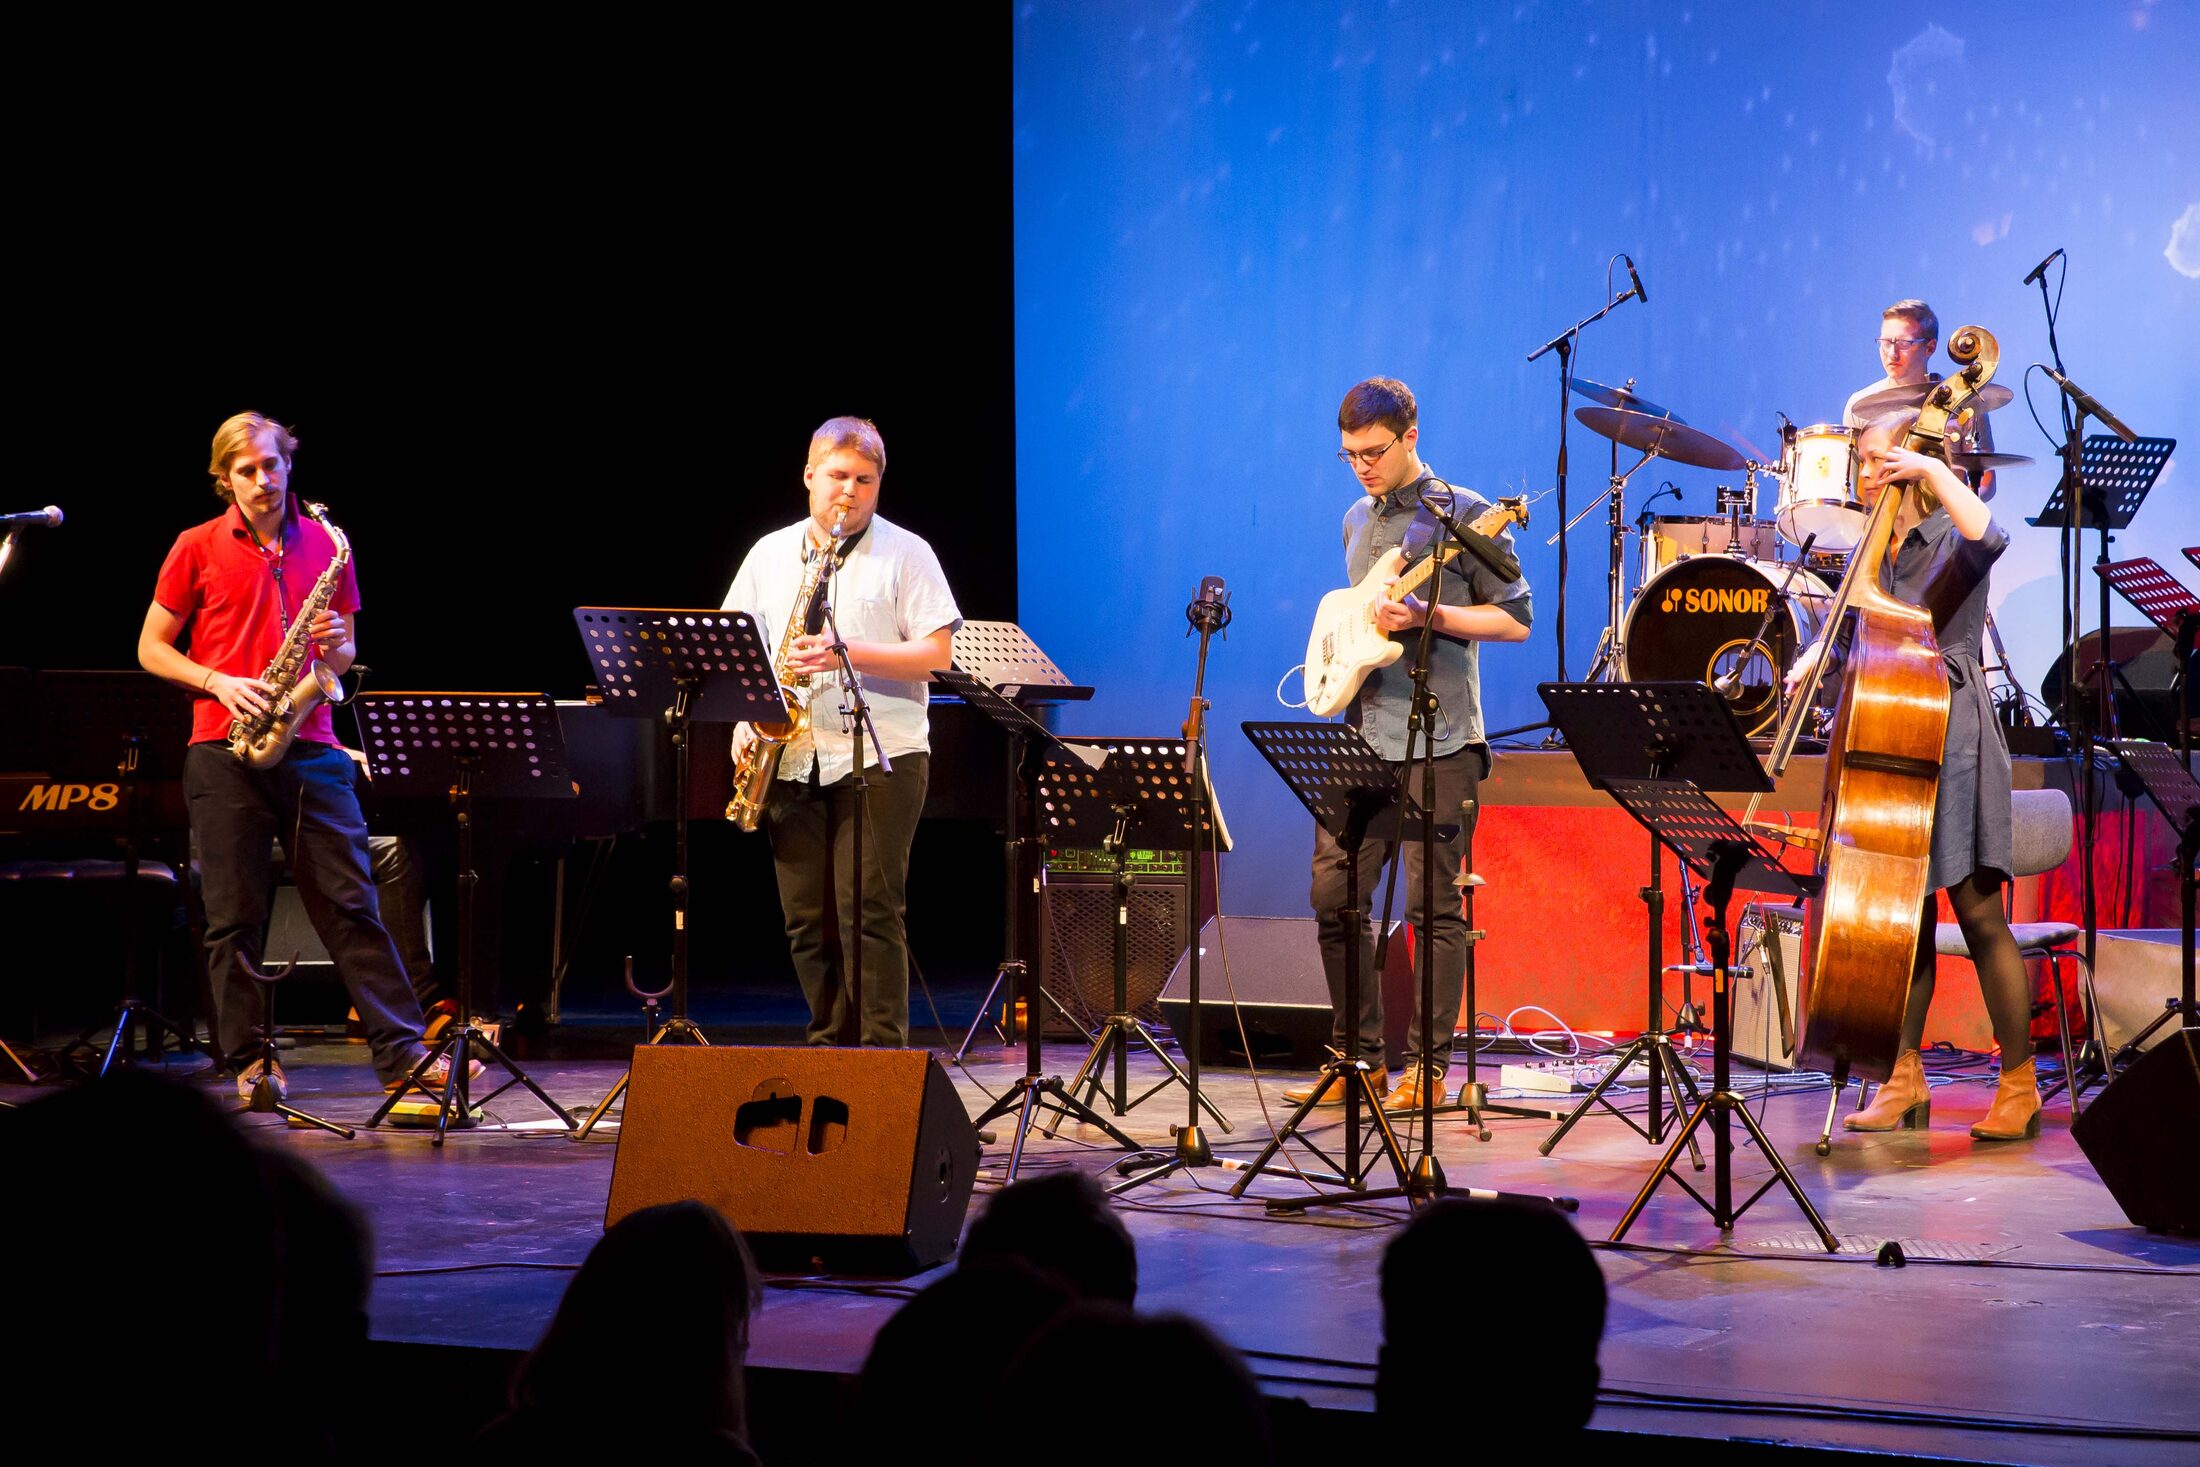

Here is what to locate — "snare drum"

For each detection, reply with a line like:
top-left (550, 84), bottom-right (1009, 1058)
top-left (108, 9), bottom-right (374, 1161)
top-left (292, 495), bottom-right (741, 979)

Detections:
top-left (1641, 514), bottom-right (1785, 579)
top-left (1776, 423), bottom-right (1866, 552)
top-left (1621, 556), bottom-right (1831, 735)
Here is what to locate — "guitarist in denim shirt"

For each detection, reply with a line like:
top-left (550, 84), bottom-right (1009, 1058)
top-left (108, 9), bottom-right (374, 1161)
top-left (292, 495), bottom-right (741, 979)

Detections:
top-left (1286, 377), bottom-right (1533, 1114)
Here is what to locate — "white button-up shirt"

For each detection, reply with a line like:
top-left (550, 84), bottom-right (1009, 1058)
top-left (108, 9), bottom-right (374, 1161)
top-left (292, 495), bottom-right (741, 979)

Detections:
top-left (722, 513), bottom-right (962, 786)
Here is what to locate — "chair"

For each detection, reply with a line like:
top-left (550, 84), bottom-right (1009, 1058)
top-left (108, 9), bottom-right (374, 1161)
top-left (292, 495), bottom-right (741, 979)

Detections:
top-left (1929, 786), bottom-right (2101, 1115)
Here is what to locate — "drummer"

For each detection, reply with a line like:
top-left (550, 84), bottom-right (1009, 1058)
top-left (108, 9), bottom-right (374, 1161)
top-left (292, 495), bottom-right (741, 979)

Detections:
top-left (1843, 299), bottom-right (1997, 497)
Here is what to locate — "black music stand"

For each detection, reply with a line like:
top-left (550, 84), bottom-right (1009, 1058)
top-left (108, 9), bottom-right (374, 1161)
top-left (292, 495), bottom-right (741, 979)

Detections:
top-left (944, 669), bottom-right (1143, 1180)
top-left (358, 694), bottom-right (578, 1144)
top-left (1536, 682), bottom-right (1774, 1163)
top-left (941, 622), bottom-right (1094, 1058)
top-left (236, 952), bottom-right (355, 1137)
top-left (567, 609), bottom-right (783, 1139)
top-left (2101, 742), bottom-right (2198, 1060)
top-left (1598, 779), bottom-right (1834, 1248)
top-left (1228, 723), bottom-right (1419, 1207)
top-left (1031, 737), bottom-right (1231, 1136)
top-left (2028, 435), bottom-right (2175, 976)
top-left (40, 671), bottom-right (215, 1075)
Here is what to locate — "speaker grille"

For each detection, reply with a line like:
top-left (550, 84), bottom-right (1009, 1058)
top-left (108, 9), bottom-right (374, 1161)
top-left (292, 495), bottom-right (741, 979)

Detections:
top-left (1039, 873), bottom-right (1187, 1032)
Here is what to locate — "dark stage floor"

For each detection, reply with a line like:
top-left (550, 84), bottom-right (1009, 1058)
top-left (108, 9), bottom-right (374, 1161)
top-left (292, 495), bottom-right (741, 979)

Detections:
top-left (20, 1015), bottom-right (2199, 1464)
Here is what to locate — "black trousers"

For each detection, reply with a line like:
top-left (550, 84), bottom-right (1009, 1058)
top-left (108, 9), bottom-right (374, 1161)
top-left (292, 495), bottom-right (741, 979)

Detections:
top-left (763, 753), bottom-right (928, 1047)
top-left (1309, 746), bottom-right (1482, 1074)
top-left (184, 741), bottom-right (427, 1083)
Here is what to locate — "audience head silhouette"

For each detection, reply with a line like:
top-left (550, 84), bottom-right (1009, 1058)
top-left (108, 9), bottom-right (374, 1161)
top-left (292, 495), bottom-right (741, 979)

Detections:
top-left (959, 1171), bottom-right (1137, 1302)
top-left (483, 1201), bottom-right (762, 1462)
top-left (1379, 1197), bottom-right (1605, 1437)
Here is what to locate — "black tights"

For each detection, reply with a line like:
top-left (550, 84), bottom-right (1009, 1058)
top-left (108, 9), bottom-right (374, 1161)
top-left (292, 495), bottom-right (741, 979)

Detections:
top-left (1899, 870), bottom-right (2033, 1072)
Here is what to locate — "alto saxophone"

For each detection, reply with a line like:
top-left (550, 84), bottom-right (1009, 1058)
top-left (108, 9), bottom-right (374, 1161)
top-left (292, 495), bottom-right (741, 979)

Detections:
top-left (726, 509), bottom-right (846, 830)
top-left (227, 501), bottom-right (352, 769)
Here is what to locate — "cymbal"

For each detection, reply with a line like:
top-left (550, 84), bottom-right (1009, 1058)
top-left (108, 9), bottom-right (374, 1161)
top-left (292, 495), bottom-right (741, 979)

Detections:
top-left (1850, 380), bottom-right (2015, 421)
top-left (1571, 377), bottom-right (1682, 421)
top-left (1955, 451), bottom-right (2034, 469)
top-left (1574, 406), bottom-right (1745, 471)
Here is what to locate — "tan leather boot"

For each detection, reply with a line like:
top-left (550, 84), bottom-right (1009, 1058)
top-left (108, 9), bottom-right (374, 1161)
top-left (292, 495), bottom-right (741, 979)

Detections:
top-left (1382, 1065), bottom-right (1448, 1112)
top-left (1970, 1057), bottom-right (2041, 1141)
top-left (1844, 1049), bottom-right (1931, 1132)
top-left (1281, 1066), bottom-right (1388, 1107)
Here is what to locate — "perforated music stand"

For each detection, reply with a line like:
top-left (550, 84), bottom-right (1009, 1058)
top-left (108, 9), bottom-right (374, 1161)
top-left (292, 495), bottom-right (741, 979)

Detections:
top-left (937, 668), bottom-right (1141, 1178)
top-left (1597, 780), bottom-right (1833, 1248)
top-left (1029, 737), bottom-right (1231, 1137)
top-left (355, 694), bottom-right (576, 1143)
top-left (2027, 436), bottom-right (2175, 733)
top-left (37, 671), bottom-right (214, 1074)
top-left (942, 622), bottom-right (1093, 1058)
top-left (2103, 741), bottom-right (2198, 1059)
top-left (2095, 558), bottom-right (2198, 762)
top-left (568, 608), bottom-right (783, 1139)
top-left (1536, 682), bottom-right (1771, 1164)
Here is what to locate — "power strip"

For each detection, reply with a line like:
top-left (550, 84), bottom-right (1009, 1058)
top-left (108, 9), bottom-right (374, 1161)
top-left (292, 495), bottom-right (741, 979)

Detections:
top-left (1498, 1056), bottom-right (1658, 1093)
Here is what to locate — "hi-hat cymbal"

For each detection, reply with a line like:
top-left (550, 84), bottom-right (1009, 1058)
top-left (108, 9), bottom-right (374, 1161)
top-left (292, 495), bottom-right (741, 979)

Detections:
top-left (1571, 377), bottom-right (1682, 421)
top-left (1574, 405), bottom-right (1745, 471)
top-left (1850, 380), bottom-right (2016, 421)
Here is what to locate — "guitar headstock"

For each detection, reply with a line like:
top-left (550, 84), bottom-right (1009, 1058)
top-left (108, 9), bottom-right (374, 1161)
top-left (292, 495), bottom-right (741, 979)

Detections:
top-left (1474, 494), bottom-right (1531, 532)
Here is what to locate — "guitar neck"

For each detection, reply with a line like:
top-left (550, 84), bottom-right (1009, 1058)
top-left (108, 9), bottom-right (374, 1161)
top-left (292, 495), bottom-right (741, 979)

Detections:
top-left (1385, 505), bottom-right (1514, 602)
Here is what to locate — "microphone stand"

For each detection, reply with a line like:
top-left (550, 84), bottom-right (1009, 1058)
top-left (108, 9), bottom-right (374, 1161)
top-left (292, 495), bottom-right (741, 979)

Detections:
top-left (1527, 274), bottom-right (1644, 708)
top-left (1112, 582), bottom-right (1230, 1193)
top-left (819, 554), bottom-right (892, 1048)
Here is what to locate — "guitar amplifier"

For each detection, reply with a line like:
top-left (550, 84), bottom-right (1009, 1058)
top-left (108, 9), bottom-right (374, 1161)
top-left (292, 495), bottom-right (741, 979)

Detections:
top-left (1733, 902), bottom-right (1805, 1072)
top-left (1037, 852), bottom-right (1214, 1037)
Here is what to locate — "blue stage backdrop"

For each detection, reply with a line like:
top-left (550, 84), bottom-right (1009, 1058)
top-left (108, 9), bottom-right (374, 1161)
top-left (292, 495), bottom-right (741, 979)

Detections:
top-left (1015, 1), bottom-right (2198, 916)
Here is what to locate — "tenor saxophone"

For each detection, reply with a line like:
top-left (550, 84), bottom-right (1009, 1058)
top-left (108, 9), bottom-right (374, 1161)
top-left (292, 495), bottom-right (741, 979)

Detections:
top-left (227, 501), bottom-right (352, 769)
top-left (726, 511), bottom-right (845, 829)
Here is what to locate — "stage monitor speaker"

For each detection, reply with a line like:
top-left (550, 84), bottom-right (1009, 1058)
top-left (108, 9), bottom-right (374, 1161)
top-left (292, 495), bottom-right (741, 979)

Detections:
top-left (1157, 915), bottom-right (1414, 1070)
top-left (2071, 1029), bottom-right (2200, 1237)
top-left (1733, 902), bottom-right (1804, 1071)
top-left (606, 1046), bottom-right (981, 1274)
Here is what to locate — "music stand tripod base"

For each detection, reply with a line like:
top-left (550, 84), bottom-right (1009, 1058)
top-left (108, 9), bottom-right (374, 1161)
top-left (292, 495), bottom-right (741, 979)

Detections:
top-left (567, 610), bottom-right (787, 1139)
top-left (353, 693), bottom-right (580, 1146)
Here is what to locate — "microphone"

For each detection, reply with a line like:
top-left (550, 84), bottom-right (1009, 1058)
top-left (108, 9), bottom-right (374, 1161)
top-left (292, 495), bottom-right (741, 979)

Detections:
top-left (1185, 574), bottom-right (1231, 634)
top-left (0, 506), bottom-right (63, 528)
top-left (2041, 366), bottom-right (2139, 444)
top-left (1623, 253), bottom-right (1648, 305)
top-left (2022, 247), bottom-right (2064, 287)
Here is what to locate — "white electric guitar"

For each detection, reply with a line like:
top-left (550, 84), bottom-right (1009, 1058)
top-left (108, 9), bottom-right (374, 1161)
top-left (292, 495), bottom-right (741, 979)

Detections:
top-left (1301, 494), bottom-right (1530, 718)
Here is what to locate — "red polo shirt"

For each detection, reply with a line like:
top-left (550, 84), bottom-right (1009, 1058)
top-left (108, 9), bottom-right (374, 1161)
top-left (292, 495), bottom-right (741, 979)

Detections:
top-left (153, 504), bottom-right (362, 747)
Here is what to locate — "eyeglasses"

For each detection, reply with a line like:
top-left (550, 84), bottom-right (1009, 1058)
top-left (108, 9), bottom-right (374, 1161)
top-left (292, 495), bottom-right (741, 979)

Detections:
top-left (1336, 435), bottom-right (1401, 467)
top-left (1876, 337), bottom-right (1931, 351)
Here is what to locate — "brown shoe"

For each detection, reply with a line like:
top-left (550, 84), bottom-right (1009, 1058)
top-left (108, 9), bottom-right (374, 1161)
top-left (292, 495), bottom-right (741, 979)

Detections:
top-left (1970, 1057), bottom-right (2041, 1141)
top-left (1383, 1066), bottom-right (1448, 1112)
top-left (1281, 1066), bottom-right (1389, 1106)
top-left (1844, 1049), bottom-right (1931, 1132)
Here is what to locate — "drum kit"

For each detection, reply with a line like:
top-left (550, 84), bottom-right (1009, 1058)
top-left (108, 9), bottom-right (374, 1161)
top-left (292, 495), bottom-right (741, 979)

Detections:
top-left (1560, 376), bottom-right (2030, 737)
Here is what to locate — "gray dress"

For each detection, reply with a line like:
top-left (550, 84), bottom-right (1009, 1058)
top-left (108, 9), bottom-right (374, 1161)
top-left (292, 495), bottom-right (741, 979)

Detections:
top-left (1877, 509), bottom-right (2014, 890)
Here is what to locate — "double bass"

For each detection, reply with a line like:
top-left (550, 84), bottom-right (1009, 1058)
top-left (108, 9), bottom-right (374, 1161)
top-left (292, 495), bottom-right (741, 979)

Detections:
top-left (1756, 326), bottom-right (2002, 1090)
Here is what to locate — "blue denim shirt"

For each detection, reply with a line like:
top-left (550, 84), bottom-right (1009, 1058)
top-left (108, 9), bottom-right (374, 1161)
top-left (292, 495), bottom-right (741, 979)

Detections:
top-left (1341, 469), bottom-right (1532, 761)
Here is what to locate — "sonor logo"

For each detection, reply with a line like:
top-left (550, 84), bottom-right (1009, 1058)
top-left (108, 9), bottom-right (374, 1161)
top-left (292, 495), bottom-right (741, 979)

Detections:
top-left (16, 782), bottom-right (120, 812)
top-left (1662, 587), bottom-right (1772, 615)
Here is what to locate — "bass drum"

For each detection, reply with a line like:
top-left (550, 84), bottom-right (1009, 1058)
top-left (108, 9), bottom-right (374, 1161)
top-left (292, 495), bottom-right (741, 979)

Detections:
top-left (1621, 557), bottom-right (1831, 735)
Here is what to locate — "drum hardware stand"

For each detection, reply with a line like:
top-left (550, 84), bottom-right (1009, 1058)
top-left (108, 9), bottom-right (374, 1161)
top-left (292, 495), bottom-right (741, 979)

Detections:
top-left (1551, 441), bottom-right (1659, 686)
top-left (944, 669), bottom-right (1143, 1182)
top-left (355, 696), bottom-right (577, 1144)
top-left (565, 610), bottom-right (784, 1137)
top-left (943, 623), bottom-right (1095, 1060)
top-left (1527, 268), bottom-right (1648, 696)
top-left (1538, 682), bottom-right (1789, 1164)
top-left (235, 952), bottom-right (354, 1138)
